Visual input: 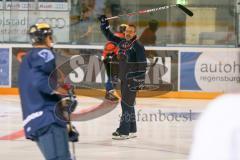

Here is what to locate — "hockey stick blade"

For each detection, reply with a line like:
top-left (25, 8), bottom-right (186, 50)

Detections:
top-left (177, 4), bottom-right (193, 17)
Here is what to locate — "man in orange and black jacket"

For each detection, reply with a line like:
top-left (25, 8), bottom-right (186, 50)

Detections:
top-left (102, 24), bottom-right (127, 101)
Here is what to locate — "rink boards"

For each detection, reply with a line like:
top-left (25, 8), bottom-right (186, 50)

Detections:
top-left (0, 44), bottom-right (239, 98)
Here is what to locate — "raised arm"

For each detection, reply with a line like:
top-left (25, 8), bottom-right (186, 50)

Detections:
top-left (98, 15), bottom-right (122, 44)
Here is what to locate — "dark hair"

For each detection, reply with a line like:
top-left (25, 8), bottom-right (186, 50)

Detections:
top-left (127, 24), bottom-right (137, 32)
top-left (148, 20), bottom-right (159, 31)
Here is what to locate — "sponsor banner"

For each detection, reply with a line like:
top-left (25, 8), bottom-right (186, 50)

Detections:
top-left (180, 50), bottom-right (240, 92)
top-left (4, 2), bottom-right (68, 11)
top-left (5, 2), bottom-right (36, 10)
top-left (12, 48), bottom-right (178, 91)
top-left (0, 48), bottom-right (10, 87)
top-left (38, 2), bottom-right (69, 11)
top-left (0, 11), bottom-right (69, 42)
top-left (180, 52), bottom-right (202, 91)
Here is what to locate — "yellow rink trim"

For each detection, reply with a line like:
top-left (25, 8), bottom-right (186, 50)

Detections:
top-left (0, 88), bottom-right (19, 95)
top-left (0, 88), bottom-right (222, 99)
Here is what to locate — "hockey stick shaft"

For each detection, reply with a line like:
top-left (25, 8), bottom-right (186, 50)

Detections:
top-left (66, 87), bottom-right (77, 160)
top-left (106, 4), bottom-right (193, 20)
top-left (147, 58), bottom-right (159, 67)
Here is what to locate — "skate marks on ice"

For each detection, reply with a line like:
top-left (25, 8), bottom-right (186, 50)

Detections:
top-left (55, 98), bottom-right (119, 122)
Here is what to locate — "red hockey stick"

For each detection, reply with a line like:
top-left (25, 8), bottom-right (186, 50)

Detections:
top-left (106, 4), bottom-right (193, 20)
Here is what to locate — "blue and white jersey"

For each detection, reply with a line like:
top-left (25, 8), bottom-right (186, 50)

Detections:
top-left (18, 48), bottom-right (66, 140)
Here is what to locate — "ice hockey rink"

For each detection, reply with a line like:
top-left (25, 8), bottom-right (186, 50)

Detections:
top-left (0, 95), bottom-right (210, 160)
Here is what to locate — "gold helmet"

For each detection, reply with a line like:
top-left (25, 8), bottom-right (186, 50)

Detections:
top-left (28, 23), bottom-right (53, 44)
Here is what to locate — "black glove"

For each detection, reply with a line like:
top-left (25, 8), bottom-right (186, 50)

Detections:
top-left (103, 52), bottom-right (115, 64)
top-left (61, 97), bottom-right (78, 113)
top-left (98, 15), bottom-right (109, 29)
top-left (54, 97), bottom-right (78, 122)
top-left (68, 125), bottom-right (79, 142)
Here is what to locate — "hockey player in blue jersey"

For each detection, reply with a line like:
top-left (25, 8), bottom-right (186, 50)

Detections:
top-left (18, 23), bottom-right (77, 160)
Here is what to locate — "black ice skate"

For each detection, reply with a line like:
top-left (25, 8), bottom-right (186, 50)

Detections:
top-left (112, 131), bottom-right (130, 140)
